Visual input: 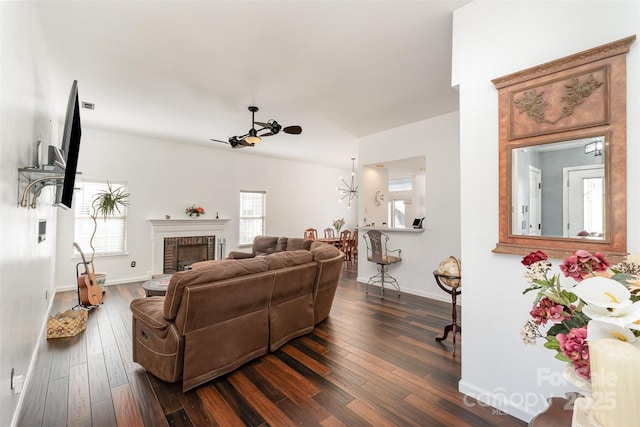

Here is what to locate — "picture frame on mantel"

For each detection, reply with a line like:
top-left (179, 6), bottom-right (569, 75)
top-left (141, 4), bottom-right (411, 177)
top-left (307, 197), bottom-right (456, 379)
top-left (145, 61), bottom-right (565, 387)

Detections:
top-left (491, 35), bottom-right (635, 262)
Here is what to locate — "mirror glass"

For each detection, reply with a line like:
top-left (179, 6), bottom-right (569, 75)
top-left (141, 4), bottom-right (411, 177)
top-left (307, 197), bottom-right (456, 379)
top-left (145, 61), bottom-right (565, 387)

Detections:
top-left (362, 156), bottom-right (426, 228)
top-left (511, 136), bottom-right (605, 239)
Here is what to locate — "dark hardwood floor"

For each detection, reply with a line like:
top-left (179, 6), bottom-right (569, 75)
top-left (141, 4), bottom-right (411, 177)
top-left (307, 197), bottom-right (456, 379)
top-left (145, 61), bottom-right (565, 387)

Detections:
top-left (17, 262), bottom-right (526, 426)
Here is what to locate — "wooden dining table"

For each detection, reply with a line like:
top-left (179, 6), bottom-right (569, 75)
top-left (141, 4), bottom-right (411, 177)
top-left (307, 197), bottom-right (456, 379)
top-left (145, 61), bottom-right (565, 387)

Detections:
top-left (318, 237), bottom-right (356, 261)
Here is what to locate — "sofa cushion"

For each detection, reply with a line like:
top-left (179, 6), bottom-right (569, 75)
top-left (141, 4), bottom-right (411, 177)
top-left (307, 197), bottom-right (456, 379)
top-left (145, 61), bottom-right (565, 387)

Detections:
top-left (275, 237), bottom-right (288, 252)
top-left (285, 238), bottom-right (313, 251)
top-left (253, 236), bottom-right (279, 256)
top-left (265, 250), bottom-right (314, 270)
top-left (310, 240), bottom-right (341, 260)
top-left (164, 257), bottom-right (269, 320)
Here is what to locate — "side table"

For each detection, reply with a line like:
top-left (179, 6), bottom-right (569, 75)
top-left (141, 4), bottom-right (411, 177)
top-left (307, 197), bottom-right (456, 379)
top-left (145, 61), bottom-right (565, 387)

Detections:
top-left (142, 275), bottom-right (172, 297)
top-left (433, 271), bottom-right (461, 356)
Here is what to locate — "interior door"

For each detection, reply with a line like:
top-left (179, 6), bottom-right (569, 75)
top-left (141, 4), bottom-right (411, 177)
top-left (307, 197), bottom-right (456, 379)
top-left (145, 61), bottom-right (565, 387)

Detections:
top-left (528, 166), bottom-right (541, 236)
top-left (563, 165), bottom-right (605, 238)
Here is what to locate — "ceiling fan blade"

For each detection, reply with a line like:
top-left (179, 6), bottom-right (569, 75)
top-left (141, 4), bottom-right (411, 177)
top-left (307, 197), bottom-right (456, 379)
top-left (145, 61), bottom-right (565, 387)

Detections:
top-left (283, 125), bottom-right (302, 135)
top-left (258, 131), bottom-right (274, 137)
top-left (254, 121), bottom-right (270, 128)
top-left (210, 138), bottom-right (229, 145)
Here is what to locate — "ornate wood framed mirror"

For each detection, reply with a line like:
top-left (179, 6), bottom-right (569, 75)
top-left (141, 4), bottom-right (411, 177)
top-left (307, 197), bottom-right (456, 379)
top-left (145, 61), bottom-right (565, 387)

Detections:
top-left (492, 36), bottom-right (635, 260)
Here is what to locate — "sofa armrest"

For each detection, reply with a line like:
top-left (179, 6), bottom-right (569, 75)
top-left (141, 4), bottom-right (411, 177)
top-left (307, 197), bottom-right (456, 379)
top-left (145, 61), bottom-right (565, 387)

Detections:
top-left (130, 297), bottom-right (170, 330)
top-left (227, 250), bottom-right (255, 259)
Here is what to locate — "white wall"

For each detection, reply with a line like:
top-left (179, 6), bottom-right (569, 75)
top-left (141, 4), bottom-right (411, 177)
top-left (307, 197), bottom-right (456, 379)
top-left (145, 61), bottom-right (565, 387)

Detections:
top-left (452, 1), bottom-right (640, 421)
top-left (357, 111), bottom-right (461, 300)
top-left (0, 3), bottom-right (58, 426)
top-left (361, 164), bottom-right (389, 226)
top-left (55, 127), bottom-right (357, 289)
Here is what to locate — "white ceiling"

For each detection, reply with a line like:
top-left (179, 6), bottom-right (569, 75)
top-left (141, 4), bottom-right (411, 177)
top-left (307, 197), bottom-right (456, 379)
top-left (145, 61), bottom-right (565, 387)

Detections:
top-left (36, 0), bottom-right (468, 170)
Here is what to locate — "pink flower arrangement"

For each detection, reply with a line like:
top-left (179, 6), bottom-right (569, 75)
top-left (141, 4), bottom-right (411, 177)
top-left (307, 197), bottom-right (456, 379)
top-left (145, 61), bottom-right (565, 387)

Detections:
top-left (559, 249), bottom-right (610, 282)
top-left (520, 250), bottom-right (640, 380)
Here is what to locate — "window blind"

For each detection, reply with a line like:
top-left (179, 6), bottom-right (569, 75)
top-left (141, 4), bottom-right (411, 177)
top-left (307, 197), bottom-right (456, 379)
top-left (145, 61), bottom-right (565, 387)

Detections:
top-left (239, 191), bottom-right (265, 245)
top-left (74, 181), bottom-right (128, 256)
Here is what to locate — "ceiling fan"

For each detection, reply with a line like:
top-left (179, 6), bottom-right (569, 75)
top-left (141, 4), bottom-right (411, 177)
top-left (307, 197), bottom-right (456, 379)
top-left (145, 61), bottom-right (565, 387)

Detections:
top-left (211, 106), bottom-right (302, 148)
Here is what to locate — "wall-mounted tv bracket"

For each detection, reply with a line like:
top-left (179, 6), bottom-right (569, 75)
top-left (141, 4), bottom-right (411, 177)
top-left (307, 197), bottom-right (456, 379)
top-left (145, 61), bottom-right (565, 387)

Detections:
top-left (17, 168), bottom-right (63, 208)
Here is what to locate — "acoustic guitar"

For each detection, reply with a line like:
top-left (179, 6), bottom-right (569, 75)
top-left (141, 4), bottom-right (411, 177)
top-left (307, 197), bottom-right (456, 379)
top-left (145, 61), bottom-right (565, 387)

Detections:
top-left (73, 242), bottom-right (103, 307)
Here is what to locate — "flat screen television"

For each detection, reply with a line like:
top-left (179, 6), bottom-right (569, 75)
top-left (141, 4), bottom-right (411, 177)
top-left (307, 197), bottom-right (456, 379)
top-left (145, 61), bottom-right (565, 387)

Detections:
top-left (55, 80), bottom-right (82, 209)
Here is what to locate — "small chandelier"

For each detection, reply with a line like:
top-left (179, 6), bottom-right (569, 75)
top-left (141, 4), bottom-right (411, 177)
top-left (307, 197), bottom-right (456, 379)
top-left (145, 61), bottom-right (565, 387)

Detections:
top-left (337, 157), bottom-right (359, 208)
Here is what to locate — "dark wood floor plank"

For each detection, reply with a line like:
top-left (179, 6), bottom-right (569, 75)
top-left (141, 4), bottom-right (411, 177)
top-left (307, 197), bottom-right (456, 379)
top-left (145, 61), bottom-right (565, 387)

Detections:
top-left (16, 365), bottom-right (49, 426)
top-left (126, 367), bottom-right (169, 427)
top-left (91, 398), bottom-right (118, 427)
top-left (48, 338), bottom-right (71, 381)
top-left (42, 375), bottom-right (68, 427)
top-left (84, 310), bottom-right (103, 356)
top-left (196, 385), bottom-right (242, 427)
top-left (19, 263), bottom-right (526, 427)
top-left (67, 363), bottom-right (91, 423)
top-left (177, 388), bottom-right (217, 427)
top-left (254, 356), bottom-right (331, 424)
top-left (87, 351), bottom-right (112, 404)
top-left (227, 369), bottom-right (297, 427)
top-left (68, 331), bottom-right (88, 367)
top-left (148, 372), bottom-right (186, 415)
top-left (345, 398), bottom-right (397, 427)
top-left (111, 383), bottom-right (144, 427)
top-left (165, 408), bottom-right (194, 427)
top-left (103, 343), bottom-right (128, 387)
top-left (213, 376), bottom-right (266, 426)
top-left (96, 304), bottom-right (117, 348)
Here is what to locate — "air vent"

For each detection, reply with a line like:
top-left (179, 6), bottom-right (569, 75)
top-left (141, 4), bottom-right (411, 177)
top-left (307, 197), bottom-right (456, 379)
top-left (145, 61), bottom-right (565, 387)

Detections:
top-left (81, 102), bottom-right (95, 110)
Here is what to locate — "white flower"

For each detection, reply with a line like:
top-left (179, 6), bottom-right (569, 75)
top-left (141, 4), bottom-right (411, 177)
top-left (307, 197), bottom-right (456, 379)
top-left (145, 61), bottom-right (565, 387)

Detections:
top-left (524, 260), bottom-right (551, 286)
top-left (520, 319), bottom-right (541, 345)
top-left (587, 319), bottom-right (639, 344)
top-left (582, 301), bottom-right (640, 327)
top-left (572, 277), bottom-right (633, 311)
top-left (626, 254), bottom-right (640, 266)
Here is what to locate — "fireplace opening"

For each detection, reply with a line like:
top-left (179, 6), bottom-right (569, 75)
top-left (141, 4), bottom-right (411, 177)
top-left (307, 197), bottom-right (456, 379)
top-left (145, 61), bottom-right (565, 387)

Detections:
top-left (163, 235), bottom-right (215, 274)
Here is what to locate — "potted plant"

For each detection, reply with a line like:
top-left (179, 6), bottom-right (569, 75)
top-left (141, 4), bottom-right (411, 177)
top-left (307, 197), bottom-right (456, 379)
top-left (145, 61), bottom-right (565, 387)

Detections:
top-left (88, 181), bottom-right (130, 286)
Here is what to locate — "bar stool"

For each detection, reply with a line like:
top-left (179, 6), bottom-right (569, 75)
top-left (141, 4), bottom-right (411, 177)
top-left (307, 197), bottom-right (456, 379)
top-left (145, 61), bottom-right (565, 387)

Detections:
top-left (433, 256), bottom-right (461, 356)
top-left (362, 230), bottom-right (402, 297)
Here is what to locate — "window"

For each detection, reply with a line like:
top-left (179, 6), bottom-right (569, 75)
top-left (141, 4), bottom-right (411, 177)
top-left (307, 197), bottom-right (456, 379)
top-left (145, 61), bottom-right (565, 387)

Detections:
top-left (389, 177), bottom-right (412, 192)
top-left (239, 191), bottom-right (266, 245)
top-left (74, 181), bottom-right (128, 256)
top-left (390, 199), bottom-right (407, 228)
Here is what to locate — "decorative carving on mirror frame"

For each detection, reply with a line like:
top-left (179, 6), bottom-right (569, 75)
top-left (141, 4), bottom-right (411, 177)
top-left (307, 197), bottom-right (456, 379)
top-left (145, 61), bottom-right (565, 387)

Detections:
top-left (514, 73), bottom-right (604, 125)
top-left (491, 35), bottom-right (635, 261)
top-left (509, 66), bottom-right (609, 139)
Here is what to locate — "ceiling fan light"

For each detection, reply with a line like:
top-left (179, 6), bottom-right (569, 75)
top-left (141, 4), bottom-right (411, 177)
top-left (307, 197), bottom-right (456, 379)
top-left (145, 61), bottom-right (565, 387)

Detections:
top-left (245, 135), bottom-right (261, 145)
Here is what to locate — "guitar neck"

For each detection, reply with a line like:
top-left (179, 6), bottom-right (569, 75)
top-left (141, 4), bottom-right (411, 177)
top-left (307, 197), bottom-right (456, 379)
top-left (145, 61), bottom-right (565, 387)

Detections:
top-left (73, 242), bottom-right (92, 276)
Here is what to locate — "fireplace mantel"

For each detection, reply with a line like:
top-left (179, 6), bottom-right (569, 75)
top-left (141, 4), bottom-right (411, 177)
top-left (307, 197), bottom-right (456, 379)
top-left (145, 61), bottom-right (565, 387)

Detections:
top-left (147, 218), bottom-right (230, 276)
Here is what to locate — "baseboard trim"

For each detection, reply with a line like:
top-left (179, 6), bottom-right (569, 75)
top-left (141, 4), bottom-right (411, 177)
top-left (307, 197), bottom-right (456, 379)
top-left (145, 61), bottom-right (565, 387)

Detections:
top-left (356, 276), bottom-right (458, 304)
top-left (458, 379), bottom-right (534, 423)
top-left (57, 275), bottom-right (149, 292)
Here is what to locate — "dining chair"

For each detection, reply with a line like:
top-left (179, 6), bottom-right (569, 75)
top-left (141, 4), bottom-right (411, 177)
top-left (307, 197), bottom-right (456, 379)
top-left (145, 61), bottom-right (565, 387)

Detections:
top-left (323, 228), bottom-right (335, 239)
top-left (304, 228), bottom-right (318, 240)
top-left (362, 230), bottom-right (401, 297)
top-left (350, 228), bottom-right (358, 262)
top-left (338, 229), bottom-right (352, 262)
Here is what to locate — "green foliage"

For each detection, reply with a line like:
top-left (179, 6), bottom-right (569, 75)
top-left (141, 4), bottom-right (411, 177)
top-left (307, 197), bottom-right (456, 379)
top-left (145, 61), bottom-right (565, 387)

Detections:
top-left (92, 181), bottom-right (130, 220)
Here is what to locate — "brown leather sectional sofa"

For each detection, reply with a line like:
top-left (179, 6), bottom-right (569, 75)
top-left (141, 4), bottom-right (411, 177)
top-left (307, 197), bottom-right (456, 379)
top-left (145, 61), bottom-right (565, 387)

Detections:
top-left (130, 238), bottom-right (344, 391)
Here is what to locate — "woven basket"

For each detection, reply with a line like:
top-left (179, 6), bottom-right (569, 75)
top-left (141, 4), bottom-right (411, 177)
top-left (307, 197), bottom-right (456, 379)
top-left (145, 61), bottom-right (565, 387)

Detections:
top-left (46, 309), bottom-right (88, 339)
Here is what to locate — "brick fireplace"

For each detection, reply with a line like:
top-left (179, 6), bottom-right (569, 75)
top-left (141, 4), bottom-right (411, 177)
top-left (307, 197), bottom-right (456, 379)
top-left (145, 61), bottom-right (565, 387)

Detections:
top-left (163, 235), bottom-right (215, 274)
top-left (147, 218), bottom-right (229, 276)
